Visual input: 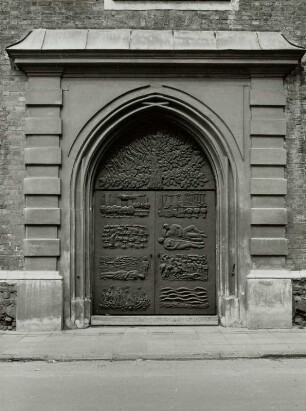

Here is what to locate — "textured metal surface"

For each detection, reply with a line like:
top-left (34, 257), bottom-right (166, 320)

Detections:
top-left (93, 128), bottom-right (216, 316)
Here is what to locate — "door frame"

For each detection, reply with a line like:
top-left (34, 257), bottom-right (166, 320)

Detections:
top-left (63, 88), bottom-right (249, 329)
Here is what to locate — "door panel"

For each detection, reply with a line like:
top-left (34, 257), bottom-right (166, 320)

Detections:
top-left (93, 190), bottom-right (216, 315)
top-left (155, 191), bottom-right (216, 315)
top-left (93, 191), bottom-right (155, 315)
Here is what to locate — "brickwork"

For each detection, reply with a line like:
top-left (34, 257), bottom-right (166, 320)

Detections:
top-left (292, 279), bottom-right (306, 327)
top-left (0, 282), bottom-right (17, 330)
top-left (0, 0), bottom-right (305, 270)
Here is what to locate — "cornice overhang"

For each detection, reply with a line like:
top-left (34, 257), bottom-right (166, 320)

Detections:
top-left (6, 29), bottom-right (305, 77)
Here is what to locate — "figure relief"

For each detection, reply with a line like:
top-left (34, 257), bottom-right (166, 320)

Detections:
top-left (102, 225), bottom-right (149, 249)
top-left (158, 193), bottom-right (207, 219)
top-left (158, 223), bottom-right (206, 250)
top-left (100, 193), bottom-right (150, 218)
top-left (100, 286), bottom-right (150, 311)
top-left (159, 254), bottom-right (208, 281)
top-left (159, 287), bottom-right (209, 309)
top-left (100, 256), bottom-right (150, 280)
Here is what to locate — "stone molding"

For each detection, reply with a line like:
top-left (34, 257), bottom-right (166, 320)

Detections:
top-left (248, 270), bottom-right (306, 279)
top-left (0, 271), bottom-right (62, 280)
top-left (6, 30), bottom-right (304, 77)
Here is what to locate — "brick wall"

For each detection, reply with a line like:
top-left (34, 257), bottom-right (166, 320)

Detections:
top-left (0, 282), bottom-right (17, 330)
top-left (0, 0), bottom-right (305, 270)
top-left (292, 279), bottom-right (306, 327)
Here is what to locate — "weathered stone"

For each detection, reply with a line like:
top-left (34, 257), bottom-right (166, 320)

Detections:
top-left (5, 304), bottom-right (16, 319)
top-left (0, 283), bottom-right (17, 330)
top-left (296, 299), bottom-right (306, 312)
top-left (292, 279), bottom-right (306, 325)
top-left (247, 279), bottom-right (292, 329)
top-left (294, 315), bottom-right (303, 325)
top-left (17, 280), bottom-right (63, 331)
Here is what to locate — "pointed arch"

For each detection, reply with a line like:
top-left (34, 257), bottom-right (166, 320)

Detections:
top-left (60, 86), bottom-right (250, 328)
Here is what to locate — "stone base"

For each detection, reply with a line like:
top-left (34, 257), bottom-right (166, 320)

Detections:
top-left (247, 278), bottom-right (292, 329)
top-left (91, 315), bottom-right (219, 326)
top-left (0, 271), bottom-right (63, 332)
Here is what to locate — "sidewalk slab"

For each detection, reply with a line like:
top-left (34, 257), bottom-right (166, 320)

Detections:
top-left (0, 326), bottom-right (305, 361)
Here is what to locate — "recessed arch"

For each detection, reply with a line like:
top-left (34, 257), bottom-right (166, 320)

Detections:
top-left (60, 87), bottom-right (250, 329)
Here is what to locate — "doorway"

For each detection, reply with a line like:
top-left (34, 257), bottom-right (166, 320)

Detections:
top-left (93, 121), bottom-right (216, 316)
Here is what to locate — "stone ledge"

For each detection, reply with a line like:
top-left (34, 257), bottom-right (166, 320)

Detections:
top-left (0, 271), bottom-right (62, 280)
top-left (8, 29), bottom-right (303, 51)
top-left (104, 0), bottom-right (237, 11)
top-left (248, 270), bottom-right (306, 279)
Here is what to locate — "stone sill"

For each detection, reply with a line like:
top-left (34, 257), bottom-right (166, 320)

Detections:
top-left (104, 0), bottom-right (237, 10)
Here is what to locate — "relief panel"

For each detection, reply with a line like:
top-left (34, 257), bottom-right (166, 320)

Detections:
top-left (102, 224), bottom-right (149, 249)
top-left (159, 287), bottom-right (209, 309)
top-left (100, 256), bottom-right (150, 280)
top-left (97, 130), bottom-right (215, 190)
top-left (99, 286), bottom-right (151, 311)
top-left (158, 193), bottom-right (207, 219)
top-left (158, 223), bottom-right (206, 250)
top-left (100, 193), bottom-right (150, 218)
top-left (159, 254), bottom-right (208, 281)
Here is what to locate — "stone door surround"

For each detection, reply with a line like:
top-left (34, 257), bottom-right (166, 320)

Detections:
top-left (5, 30), bottom-right (305, 331)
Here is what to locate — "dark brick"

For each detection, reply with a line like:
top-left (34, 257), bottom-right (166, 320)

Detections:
top-left (0, 283), bottom-right (16, 330)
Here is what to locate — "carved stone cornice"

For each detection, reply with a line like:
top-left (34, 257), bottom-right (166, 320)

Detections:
top-left (6, 29), bottom-right (305, 77)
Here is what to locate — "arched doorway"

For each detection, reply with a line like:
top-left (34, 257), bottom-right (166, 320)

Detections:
top-left (92, 118), bottom-right (216, 316)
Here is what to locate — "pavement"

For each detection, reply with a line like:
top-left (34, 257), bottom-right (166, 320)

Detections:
top-left (0, 326), bottom-right (305, 361)
top-left (2, 359), bottom-right (306, 411)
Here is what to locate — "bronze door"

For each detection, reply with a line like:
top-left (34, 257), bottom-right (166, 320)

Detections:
top-left (93, 190), bottom-right (215, 316)
top-left (155, 191), bottom-right (216, 315)
top-left (93, 191), bottom-right (155, 315)
top-left (93, 124), bottom-right (216, 316)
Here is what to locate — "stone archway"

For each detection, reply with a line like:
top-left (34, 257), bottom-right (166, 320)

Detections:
top-left (65, 90), bottom-right (246, 329)
top-left (92, 118), bottom-right (217, 319)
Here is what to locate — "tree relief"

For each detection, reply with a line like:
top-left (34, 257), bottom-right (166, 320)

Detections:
top-left (97, 130), bottom-right (214, 190)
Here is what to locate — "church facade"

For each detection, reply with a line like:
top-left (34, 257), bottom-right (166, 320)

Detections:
top-left (0, 1), bottom-right (305, 331)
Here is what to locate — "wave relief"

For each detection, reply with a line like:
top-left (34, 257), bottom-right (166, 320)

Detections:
top-left (159, 287), bottom-right (209, 309)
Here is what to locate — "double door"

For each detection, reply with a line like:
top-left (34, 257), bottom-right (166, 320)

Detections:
top-left (93, 190), bottom-right (216, 315)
